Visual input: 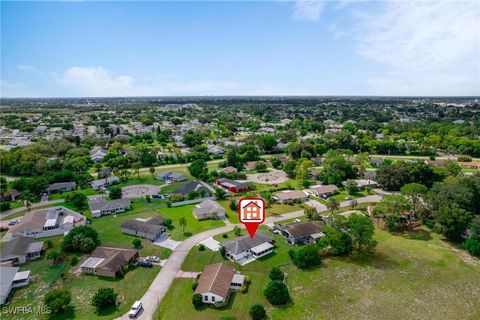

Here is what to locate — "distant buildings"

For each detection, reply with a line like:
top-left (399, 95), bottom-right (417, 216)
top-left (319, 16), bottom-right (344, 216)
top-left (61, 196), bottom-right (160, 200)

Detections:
top-left (155, 171), bottom-right (187, 182)
top-left (90, 176), bottom-right (120, 190)
top-left (215, 178), bottom-right (253, 193)
top-left (175, 181), bottom-right (211, 197)
top-left (308, 185), bottom-right (338, 198)
top-left (43, 182), bottom-right (76, 195)
top-left (273, 190), bottom-right (308, 204)
top-left (90, 147), bottom-right (108, 161)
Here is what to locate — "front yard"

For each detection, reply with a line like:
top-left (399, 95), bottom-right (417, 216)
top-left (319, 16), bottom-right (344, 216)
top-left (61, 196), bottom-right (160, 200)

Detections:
top-left (155, 226), bottom-right (480, 320)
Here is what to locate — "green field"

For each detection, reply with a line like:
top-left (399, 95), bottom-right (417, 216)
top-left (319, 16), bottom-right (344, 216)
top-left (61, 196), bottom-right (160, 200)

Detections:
top-left (155, 227), bottom-right (480, 320)
top-left (3, 236), bottom-right (160, 320)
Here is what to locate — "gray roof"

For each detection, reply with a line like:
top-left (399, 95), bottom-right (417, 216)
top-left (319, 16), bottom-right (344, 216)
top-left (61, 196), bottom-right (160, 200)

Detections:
top-left (90, 176), bottom-right (120, 188)
top-left (89, 198), bottom-right (131, 212)
top-left (45, 182), bottom-right (76, 192)
top-left (223, 232), bottom-right (273, 255)
top-left (121, 219), bottom-right (165, 236)
top-left (193, 199), bottom-right (224, 216)
top-left (155, 171), bottom-right (186, 181)
top-left (175, 181), bottom-right (209, 195)
top-left (1, 266), bottom-right (19, 299)
top-left (0, 236), bottom-right (43, 260)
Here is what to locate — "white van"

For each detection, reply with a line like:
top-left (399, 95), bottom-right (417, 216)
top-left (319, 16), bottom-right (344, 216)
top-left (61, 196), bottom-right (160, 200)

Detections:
top-left (128, 301), bottom-right (143, 318)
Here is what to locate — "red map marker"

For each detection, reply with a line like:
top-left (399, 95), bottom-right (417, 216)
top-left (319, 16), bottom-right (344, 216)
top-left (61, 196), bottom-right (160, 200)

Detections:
top-left (238, 198), bottom-right (266, 238)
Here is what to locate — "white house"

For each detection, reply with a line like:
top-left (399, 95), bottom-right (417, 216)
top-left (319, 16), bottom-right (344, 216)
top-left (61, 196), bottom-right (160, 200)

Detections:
top-left (88, 198), bottom-right (131, 217)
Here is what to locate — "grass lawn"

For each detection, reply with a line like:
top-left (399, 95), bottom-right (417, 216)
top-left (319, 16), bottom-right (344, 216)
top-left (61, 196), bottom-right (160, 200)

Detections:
top-left (48, 187), bottom-right (101, 200)
top-left (155, 226), bottom-right (480, 320)
top-left (0, 201), bottom-right (23, 213)
top-left (4, 235), bottom-right (161, 320)
top-left (330, 190), bottom-right (369, 202)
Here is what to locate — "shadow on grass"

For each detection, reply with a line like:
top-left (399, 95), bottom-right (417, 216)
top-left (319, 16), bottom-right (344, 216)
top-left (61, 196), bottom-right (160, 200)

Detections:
top-left (183, 232), bottom-right (193, 237)
top-left (48, 306), bottom-right (76, 320)
top-left (398, 229), bottom-right (432, 241)
top-left (347, 251), bottom-right (400, 270)
top-left (95, 303), bottom-right (120, 317)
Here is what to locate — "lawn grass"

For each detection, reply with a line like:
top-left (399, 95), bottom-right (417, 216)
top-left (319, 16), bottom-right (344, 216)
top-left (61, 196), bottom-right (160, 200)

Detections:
top-left (0, 201), bottom-right (23, 213)
top-left (155, 226), bottom-right (480, 320)
top-left (330, 190), bottom-right (369, 202)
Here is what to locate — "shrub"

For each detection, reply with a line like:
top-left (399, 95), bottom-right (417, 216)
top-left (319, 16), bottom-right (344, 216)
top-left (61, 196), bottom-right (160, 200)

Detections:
top-left (132, 238), bottom-right (142, 248)
top-left (234, 226), bottom-right (242, 236)
top-left (249, 304), bottom-right (266, 320)
top-left (45, 239), bottom-right (53, 249)
top-left (192, 293), bottom-right (203, 309)
top-left (91, 287), bottom-right (118, 310)
top-left (44, 288), bottom-right (71, 314)
top-left (269, 267), bottom-right (284, 281)
top-left (229, 199), bottom-right (237, 211)
top-left (65, 192), bottom-right (87, 209)
top-left (289, 244), bottom-right (322, 269)
top-left (457, 155), bottom-right (472, 162)
top-left (220, 246), bottom-right (226, 258)
top-left (169, 193), bottom-right (185, 202)
top-left (164, 218), bottom-right (173, 228)
top-left (192, 282), bottom-right (198, 290)
top-left (145, 195), bottom-right (151, 203)
top-left (108, 186), bottom-right (122, 200)
top-left (0, 202), bottom-right (11, 211)
top-left (198, 244), bottom-right (205, 251)
top-left (464, 238), bottom-right (480, 257)
top-left (222, 234), bottom-right (228, 238)
top-left (70, 256), bottom-right (79, 266)
top-left (264, 280), bottom-right (289, 305)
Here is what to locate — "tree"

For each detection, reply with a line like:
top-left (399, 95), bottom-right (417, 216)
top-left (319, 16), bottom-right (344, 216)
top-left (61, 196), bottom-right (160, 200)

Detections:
top-left (229, 199), bottom-right (237, 211)
top-left (256, 134), bottom-right (277, 153)
top-left (434, 204), bottom-right (471, 242)
top-left (346, 214), bottom-right (377, 253)
top-left (132, 161), bottom-right (142, 179)
top-left (65, 192), bottom-right (88, 209)
top-left (132, 238), bottom-right (142, 248)
top-left (295, 159), bottom-right (313, 180)
top-left (249, 304), bottom-right (267, 320)
top-left (326, 198), bottom-right (340, 215)
top-left (444, 160), bottom-right (462, 176)
top-left (345, 180), bottom-right (359, 195)
top-left (283, 160), bottom-right (298, 179)
top-left (188, 159), bottom-right (208, 179)
top-left (374, 195), bottom-right (411, 231)
top-left (215, 187), bottom-right (226, 200)
top-left (109, 186), bottom-right (122, 199)
top-left (350, 199), bottom-right (358, 210)
top-left (91, 287), bottom-right (118, 310)
top-left (183, 131), bottom-right (204, 148)
top-left (319, 226), bottom-right (353, 256)
top-left (319, 156), bottom-right (355, 186)
top-left (44, 288), bottom-right (72, 314)
top-left (179, 217), bottom-right (187, 234)
top-left (264, 280), bottom-right (290, 305)
top-left (47, 251), bottom-right (62, 264)
top-left (62, 226), bottom-right (99, 253)
top-left (234, 226), bottom-right (242, 236)
top-left (400, 183), bottom-right (427, 212)
top-left (289, 244), bottom-right (322, 269)
top-left (464, 238), bottom-right (480, 257)
top-left (269, 267), bottom-right (284, 281)
top-left (149, 166), bottom-right (156, 176)
top-left (192, 293), bottom-right (203, 309)
top-left (304, 206), bottom-right (318, 220)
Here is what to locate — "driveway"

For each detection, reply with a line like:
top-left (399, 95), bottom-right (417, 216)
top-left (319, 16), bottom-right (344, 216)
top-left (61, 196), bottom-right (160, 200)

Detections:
top-left (198, 237), bottom-right (221, 251)
top-left (305, 199), bottom-right (327, 212)
top-left (153, 237), bottom-right (181, 250)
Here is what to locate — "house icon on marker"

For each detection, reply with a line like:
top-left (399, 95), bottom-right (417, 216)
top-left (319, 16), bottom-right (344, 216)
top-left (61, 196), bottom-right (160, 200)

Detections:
top-left (241, 201), bottom-right (262, 221)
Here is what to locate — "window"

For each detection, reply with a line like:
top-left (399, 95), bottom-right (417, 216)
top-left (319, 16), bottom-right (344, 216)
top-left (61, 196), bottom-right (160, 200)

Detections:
top-left (204, 295), bottom-right (208, 301)
top-left (212, 296), bottom-right (215, 302)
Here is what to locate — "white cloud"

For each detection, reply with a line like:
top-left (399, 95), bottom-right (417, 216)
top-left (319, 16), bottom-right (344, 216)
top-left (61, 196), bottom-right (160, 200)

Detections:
top-left (353, 0), bottom-right (480, 95)
top-left (292, 0), bottom-right (325, 21)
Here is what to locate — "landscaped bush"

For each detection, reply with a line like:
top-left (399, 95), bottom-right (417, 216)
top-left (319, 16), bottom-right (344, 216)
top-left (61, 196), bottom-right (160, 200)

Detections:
top-left (192, 293), bottom-right (203, 309)
top-left (132, 238), bottom-right (142, 248)
top-left (0, 202), bottom-right (11, 211)
top-left (91, 287), bottom-right (118, 311)
top-left (44, 288), bottom-right (71, 314)
top-left (198, 244), bottom-right (205, 251)
top-left (192, 282), bottom-right (198, 290)
top-left (108, 186), bottom-right (122, 199)
top-left (169, 193), bottom-right (185, 202)
top-left (70, 256), bottom-right (79, 266)
top-left (269, 267), bottom-right (284, 281)
top-left (249, 304), bottom-right (266, 320)
top-left (264, 280), bottom-right (290, 305)
top-left (464, 238), bottom-right (480, 257)
top-left (289, 244), bottom-right (322, 269)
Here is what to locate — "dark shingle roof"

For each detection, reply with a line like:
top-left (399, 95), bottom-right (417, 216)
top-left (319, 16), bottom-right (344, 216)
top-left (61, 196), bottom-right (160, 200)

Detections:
top-left (223, 232), bottom-right (273, 255)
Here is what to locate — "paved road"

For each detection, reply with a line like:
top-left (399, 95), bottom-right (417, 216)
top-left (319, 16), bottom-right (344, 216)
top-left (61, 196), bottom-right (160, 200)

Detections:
top-left (0, 199), bottom-right (65, 220)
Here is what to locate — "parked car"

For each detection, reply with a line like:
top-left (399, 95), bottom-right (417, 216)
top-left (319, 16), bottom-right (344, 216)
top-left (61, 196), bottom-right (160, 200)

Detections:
top-left (138, 260), bottom-right (153, 268)
top-left (128, 301), bottom-right (143, 318)
top-left (345, 196), bottom-right (352, 200)
top-left (8, 219), bottom-right (19, 226)
top-left (151, 194), bottom-right (162, 199)
top-left (146, 256), bottom-right (160, 263)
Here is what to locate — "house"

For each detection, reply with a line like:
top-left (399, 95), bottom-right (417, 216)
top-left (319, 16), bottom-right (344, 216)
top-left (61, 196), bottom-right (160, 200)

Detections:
top-left (273, 190), bottom-right (308, 204)
top-left (215, 178), bottom-right (253, 193)
top-left (0, 267), bottom-right (31, 304)
top-left (175, 181), bottom-right (211, 196)
top-left (308, 168), bottom-right (321, 179)
top-left (0, 236), bottom-right (44, 265)
top-left (89, 198), bottom-right (131, 218)
top-left (240, 200), bottom-right (262, 221)
top-left (121, 216), bottom-right (167, 241)
top-left (80, 246), bottom-right (139, 278)
top-left (0, 189), bottom-right (20, 202)
top-left (193, 199), bottom-right (226, 220)
top-left (90, 176), bottom-right (120, 190)
top-left (90, 146), bottom-right (107, 161)
top-left (43, 182), bottom-right (76, 195)
top-left (346, 179), bottom-right (378, 189)
top-left (8, 206), bottom-right (87, 238)
top-left (219, 166), bottom-right (238, 174)
top-left (460, 161), bottom-right (480, 169)
top-left (277, 221), bottom-right (325, 244)
top-left (155, 171), bottom-right (187, 182)
top-left (243, 161), bottom-right (258, 171)
top-left (195, 262), bottom-right (245, 305)
top-left (207, 144), bottom-right (225, 156)
top-left (308, 185), bottom-right (338, 198)
top-left (223, 233), bottom-right (274, 265)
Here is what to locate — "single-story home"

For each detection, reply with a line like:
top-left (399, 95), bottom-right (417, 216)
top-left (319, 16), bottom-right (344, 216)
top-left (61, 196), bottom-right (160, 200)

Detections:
top-left (9, 207), bottom-right (87, 239)
top-left (0, 236), bottom-right (44, 265)
top-left (90, 147), bottom-right (107, 162)
top-left (88, 198), bottom-right (131, 218)
top-left (308, 185), bottom-right (338, 198)
top-left (91, 176), bottom-right (120, 190)
top-left (243, 161), bottom-right (259, 171)
top-left (345, 179), bottom-right (378, 189)
top-left (0, 189), bottom-right (20, 202)
top-left (207, 145), bottom-right (225, 156)
top-left (273, 190), bottom-right (308, 204)
top-left (175, 181), bottom-right (211, 196)
top-left (277, 221), bottom-right (326, 244)
top-left (219, 166), bottom-right (238, 174)
top-left (195, 262), bottom-right (245, 305)
top-left (121, 216), bottom-right (167, 241)
top-left (0, 267), bottom-right (31, 304)
top-left (223, 233), bottom-right (274, 265)
top-left (215, 178), bottom-right (253, 193)
top-left (43, 182), bottom-right (76, 195)
top-left (193, 199), bottom-right (226, 220)
top-left (80, 246), bottom-right (139, 278)
top-left (155, 171), bottom-right (187, 182)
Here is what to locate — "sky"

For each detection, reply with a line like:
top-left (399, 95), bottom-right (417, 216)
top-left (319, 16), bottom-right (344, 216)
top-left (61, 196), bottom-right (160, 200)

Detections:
top-left (1, 0), bottom-right (479, 98)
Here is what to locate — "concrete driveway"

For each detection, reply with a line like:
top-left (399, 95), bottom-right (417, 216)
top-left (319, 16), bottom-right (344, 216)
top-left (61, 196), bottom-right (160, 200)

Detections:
top-left (153, 237), bottom-right (181, 250)
top-left (198, 237), bottom-right (220, 251)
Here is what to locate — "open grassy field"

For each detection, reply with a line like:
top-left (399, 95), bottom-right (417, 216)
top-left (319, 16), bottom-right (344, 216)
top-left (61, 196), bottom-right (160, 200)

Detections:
top-left (3, 235), bottom-right (161, 320)
top-left (155, 226), bottom-right (480, 320)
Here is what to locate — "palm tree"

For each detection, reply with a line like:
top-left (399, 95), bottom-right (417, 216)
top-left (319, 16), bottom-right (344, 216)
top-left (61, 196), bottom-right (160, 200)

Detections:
top-left (350, 199), bottom-right (358, 210)
top-left (326, 198), bottom-right (340, 215)
top-left (179, 217), bottom-right (187, 234)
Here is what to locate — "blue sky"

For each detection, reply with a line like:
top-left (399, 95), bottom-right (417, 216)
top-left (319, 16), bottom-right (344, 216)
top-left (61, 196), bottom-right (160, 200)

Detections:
top-left (1, 1), bottom-right (479, 97)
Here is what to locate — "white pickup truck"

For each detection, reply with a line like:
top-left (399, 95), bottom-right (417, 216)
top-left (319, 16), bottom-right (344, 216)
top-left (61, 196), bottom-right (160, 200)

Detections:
top-left (128, 301), bottom-right (143, 318)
